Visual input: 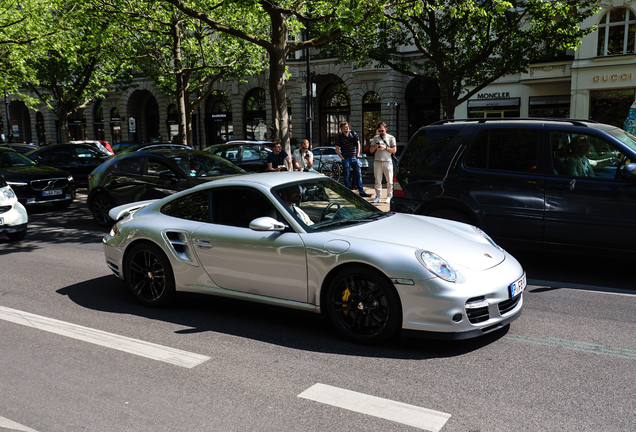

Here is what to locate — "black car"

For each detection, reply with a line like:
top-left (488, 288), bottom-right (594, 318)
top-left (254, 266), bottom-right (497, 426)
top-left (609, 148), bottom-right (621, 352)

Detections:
top-left (392, 118), bottom-right (636, 255)
top-left (0, 143), bottom-right (39, 154)
top-left (204, 141), bottom-right (273, 172)
top-left (118, 143), bottom-right (194, 153)
top-left (0, 147), bottom-right (75, 209)
top-left (87, 149), bottom-right (245, 226)
top-left (26, 143), bottom-right (110, 187)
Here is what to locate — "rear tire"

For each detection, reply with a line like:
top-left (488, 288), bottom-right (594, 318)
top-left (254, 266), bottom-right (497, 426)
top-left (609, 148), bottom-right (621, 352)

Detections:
top-left (91, 193), bottom-right (114, 227)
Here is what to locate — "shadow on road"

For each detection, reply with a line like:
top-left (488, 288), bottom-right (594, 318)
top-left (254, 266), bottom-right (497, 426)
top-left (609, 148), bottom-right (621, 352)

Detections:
top-left (56, 274), bottom-right (509, 361)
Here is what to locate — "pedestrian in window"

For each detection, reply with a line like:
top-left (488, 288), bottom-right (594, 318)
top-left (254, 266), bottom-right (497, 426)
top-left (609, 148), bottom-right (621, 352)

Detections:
top-left (369, 122), bottom-right (397, 203)
top-left (334, 121), bottom-right (371, 197)
top-left (266, 141), bottom-right (292, 172)
top-left (292, 139), bottom-right (316, 172)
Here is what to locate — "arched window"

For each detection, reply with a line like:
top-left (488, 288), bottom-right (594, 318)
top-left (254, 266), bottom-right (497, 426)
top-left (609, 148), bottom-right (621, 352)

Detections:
top-left (597, 8), bottom-right (636, 56)
top-left (146, 98), bottom-right (160, 141)
top-left (110, 107), bottom-right (122, 144)
top-left (320, 83), bottom-right (350, 146)
top-left (362, 92), bottom-right (381, 152)
top-left (244, 88), bottom-right (266, 140)
top-left (205, 91), bottom-right (233, 145)
top-left (167, 104), bottom-right (179, 142)
top-left (94, 100), bottom-right (105, 141)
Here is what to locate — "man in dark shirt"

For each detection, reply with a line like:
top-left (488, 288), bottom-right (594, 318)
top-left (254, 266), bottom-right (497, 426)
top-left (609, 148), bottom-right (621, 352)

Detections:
top-left (266, 141), bottom-right (292, 172)
top-left (334, 121), bottom-right (371, 197)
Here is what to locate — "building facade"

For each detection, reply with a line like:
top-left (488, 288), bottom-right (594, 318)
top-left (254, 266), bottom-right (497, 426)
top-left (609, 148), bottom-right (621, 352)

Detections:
top-left (2, 1), bottom-right (634, 150)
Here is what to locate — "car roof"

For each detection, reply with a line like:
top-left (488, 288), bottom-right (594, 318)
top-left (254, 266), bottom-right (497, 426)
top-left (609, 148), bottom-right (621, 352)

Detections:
top-left (189, 171), bottom-right (324, 190)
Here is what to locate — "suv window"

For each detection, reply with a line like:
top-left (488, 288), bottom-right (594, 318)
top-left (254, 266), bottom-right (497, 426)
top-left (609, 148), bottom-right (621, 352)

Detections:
top-left (465, 129), bottom-right (538, 174)
top-left (399, 128), bottom-right (460, 175)
top-left (550, 131), bottom-right (623, 179)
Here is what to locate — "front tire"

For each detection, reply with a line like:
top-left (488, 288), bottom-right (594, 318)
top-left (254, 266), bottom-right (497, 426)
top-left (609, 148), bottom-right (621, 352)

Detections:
top-left (7, 229), bottom-right (27, 241)
top-left (325, 266), bottom-right (402, 344)
top-left (125, 243), bottom-right (176, 307)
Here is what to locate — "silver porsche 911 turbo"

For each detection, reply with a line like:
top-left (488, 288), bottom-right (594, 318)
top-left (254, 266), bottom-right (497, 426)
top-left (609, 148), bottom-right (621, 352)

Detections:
top-left (103, 172), bottom-right (525, 344)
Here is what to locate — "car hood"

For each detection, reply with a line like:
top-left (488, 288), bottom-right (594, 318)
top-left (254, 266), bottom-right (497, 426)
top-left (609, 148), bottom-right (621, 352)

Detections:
top-left (337, 213), bottom-right (506, 271)
top-left (0, 165), bottom-right (71, 181)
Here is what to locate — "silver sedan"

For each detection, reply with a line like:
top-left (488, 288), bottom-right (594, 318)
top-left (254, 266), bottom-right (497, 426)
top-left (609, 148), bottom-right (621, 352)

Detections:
top-left (102, 172), bottom-right (525, 344)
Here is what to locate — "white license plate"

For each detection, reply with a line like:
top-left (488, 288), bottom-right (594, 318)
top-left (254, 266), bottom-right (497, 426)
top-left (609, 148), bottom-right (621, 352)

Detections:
top-left (42, 189), bottom-right (62, 196)
top-left (509, 273), bottom-right (526, 298)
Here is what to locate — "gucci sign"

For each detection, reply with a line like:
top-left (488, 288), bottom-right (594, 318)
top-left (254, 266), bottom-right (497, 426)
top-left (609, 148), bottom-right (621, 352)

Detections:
top-left (593, 73), bottom-right (633, 82)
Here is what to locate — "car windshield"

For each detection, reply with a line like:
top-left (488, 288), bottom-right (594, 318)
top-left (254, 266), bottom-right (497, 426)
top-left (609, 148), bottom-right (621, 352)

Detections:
top-left (0, 151), bottom-right (37, 167)
top-left (608, 128), bottom-right (636, 153)
top-left (272, 178), bottom-right (389, 231)
top-left (170, 153), bottom-right (245, 177)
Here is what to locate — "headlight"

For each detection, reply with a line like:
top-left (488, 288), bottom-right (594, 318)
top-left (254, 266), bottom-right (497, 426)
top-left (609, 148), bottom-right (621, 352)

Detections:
top-left (474, 227), bottom-right (503, 251)
top-left (1, 187), bottom-right (16, 200)
top-left (420, 251), bottom-right (457, 282)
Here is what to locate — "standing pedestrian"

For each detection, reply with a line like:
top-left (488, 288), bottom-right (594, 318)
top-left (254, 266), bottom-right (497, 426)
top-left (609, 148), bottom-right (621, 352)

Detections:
top-left (334, 121), bottom-right (371, 197)
top-left (369, 122), bottom-right (397, 203)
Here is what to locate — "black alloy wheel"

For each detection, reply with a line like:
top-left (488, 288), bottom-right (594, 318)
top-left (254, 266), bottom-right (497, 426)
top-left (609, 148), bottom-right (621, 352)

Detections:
top-left (125, 243), bottom-right (176, 307)
top-left (91, 193), bottom-right (114, 227)
top-left (326, 266), bottom-right (401, 344)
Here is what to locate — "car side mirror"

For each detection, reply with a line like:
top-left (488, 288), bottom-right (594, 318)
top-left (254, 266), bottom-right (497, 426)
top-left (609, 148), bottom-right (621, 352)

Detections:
top-left (621, 162), bottom-right (636, 181)
top-left (249, 216), bottom-right (287, 231)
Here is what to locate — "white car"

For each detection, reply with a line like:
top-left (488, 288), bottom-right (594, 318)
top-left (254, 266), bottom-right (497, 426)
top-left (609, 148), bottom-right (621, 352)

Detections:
top-left (102, 172), bottom-right (525, 344)
top-left (0, 182), bottom-right (28, 241)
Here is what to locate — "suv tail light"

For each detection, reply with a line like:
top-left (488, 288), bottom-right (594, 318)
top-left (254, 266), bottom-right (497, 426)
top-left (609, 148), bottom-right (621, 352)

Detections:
top-left (392, 177), bottom-right (405, 198)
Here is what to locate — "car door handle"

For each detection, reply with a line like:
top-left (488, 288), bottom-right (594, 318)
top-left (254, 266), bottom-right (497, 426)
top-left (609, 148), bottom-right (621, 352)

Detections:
top-left (195, 239), bottom-right (214, 249)
top-left (551, 179), bottom-right (576, 191)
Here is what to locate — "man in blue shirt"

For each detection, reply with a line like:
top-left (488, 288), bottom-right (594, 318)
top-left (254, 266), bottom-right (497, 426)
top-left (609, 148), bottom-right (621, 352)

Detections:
top-left (266, 141), bottom-right (292, 172)
top-left (334, 121), bottom-right (371, 197)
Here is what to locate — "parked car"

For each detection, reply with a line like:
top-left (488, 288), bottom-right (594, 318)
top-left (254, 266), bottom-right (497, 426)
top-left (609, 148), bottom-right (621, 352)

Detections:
top-left (0, 143), bottom-right (38, 154)
top-left (392, 118), bottom-right (636, 255)
top-left (111, 142), bottom-right (142, 153)
top-left (87, 149), bottom-right (245, 226)
top-left (102, 172), bottom-right (525, 344)
top-left (0, 181), bottom-right (28, 241)
top-left (70, 140), bottom-right (114, 156)
top-left (0, 147), bottom-right (75, 209)
top-left (204, 141), bottom-right (273, 172)
top-left (118, 143), bottom-right (194, 153)
top-left (26, 143), bottom-right (110, 187)
top-left (313, 146), bottom-right (369, 171)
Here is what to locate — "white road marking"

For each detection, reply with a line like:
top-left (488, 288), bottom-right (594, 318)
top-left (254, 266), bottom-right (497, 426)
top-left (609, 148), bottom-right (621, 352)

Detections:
top-left (0, 415), bottom-right (39, 432)
top-left (0, 306), bottom-right (210, 368)
top-left (298, 383), bottom-right (451, 432)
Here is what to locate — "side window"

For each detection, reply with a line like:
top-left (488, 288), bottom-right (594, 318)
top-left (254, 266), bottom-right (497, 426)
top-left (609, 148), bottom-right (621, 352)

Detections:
top-left (242, 145), bottom-right (261, 161)
top-left (551, 132), bottom-right (623, 179)
top-left (212, 187), bottom-right (277, 228)
top-left (161, 190), bottom-right (210, 222)
top-left (465, 129), bottom-right (538, 174)
top-left (73, 147), bottom-right (100, 158)
top-left (110, 156), bottom-right (144, 175)
top-left (147, 159), bottom-right (177, 177)
top-left (400, 128), bottom-right (460, 175)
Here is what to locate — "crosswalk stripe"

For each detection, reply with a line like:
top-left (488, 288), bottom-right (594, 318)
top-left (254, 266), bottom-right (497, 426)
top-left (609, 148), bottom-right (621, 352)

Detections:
top-left (0, 306), bottom-right (210, 368)
top-left (298, 383), bottom-right (451, 431)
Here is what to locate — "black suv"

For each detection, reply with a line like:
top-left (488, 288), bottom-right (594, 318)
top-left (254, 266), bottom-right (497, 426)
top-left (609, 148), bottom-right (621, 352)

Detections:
top-left (392, 118), bottom-right (636, 255)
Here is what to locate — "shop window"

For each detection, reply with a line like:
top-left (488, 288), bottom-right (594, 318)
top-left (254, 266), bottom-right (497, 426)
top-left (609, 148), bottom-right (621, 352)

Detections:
top-left (529, 95), bottom-right (570, 118)
top-left (244, 88), bottom-right (267, 141)
top-left (94, 100), bottom-right (105, 141)
top-left (597, 7), bottom-right (636, 56)
top-left (206, 91), bottom-right (233, 146)
top-left (590, 89), bottom-right (636, 127)
top-left (362, 92), bottom-right (381, 153)
top-left (167, 104), bottom-right (179, 143)
top-left (320, 83), bottom-right (350, 147)
top-left (110, 107), bottom-right (122, 144)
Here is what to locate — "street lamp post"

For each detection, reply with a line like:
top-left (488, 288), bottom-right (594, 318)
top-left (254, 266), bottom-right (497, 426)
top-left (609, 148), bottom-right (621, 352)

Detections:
top-left (4, 76), bottom-right (12, 143)
top-left (305, 30), bottom-right (313, 148)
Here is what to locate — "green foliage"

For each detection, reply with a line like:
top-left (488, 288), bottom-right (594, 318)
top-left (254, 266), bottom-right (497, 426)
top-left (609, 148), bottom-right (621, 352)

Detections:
top-left (325, 0), bottom-right (599, 118)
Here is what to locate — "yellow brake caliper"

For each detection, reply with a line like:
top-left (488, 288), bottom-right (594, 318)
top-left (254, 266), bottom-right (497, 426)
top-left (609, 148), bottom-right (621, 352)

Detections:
top-left (341, 282), bottom-right (353, 315)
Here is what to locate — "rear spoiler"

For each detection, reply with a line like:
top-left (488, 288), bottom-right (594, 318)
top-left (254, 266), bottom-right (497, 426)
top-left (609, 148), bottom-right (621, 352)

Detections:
top-left (108, 199), bottom-right (158, 222)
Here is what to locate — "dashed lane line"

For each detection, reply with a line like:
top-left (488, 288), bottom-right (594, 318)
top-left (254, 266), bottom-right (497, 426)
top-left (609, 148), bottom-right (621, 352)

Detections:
top-left (0, 306), bottom-right (211, 368)
top-left (0, 415), bottom-right (39, 432)
top-left (299, 383), bottom-right (451, 432)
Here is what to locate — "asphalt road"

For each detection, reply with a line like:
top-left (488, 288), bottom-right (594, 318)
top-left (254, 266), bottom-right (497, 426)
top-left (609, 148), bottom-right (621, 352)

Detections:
top-left (1, 191), bottom-right (635, 432)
